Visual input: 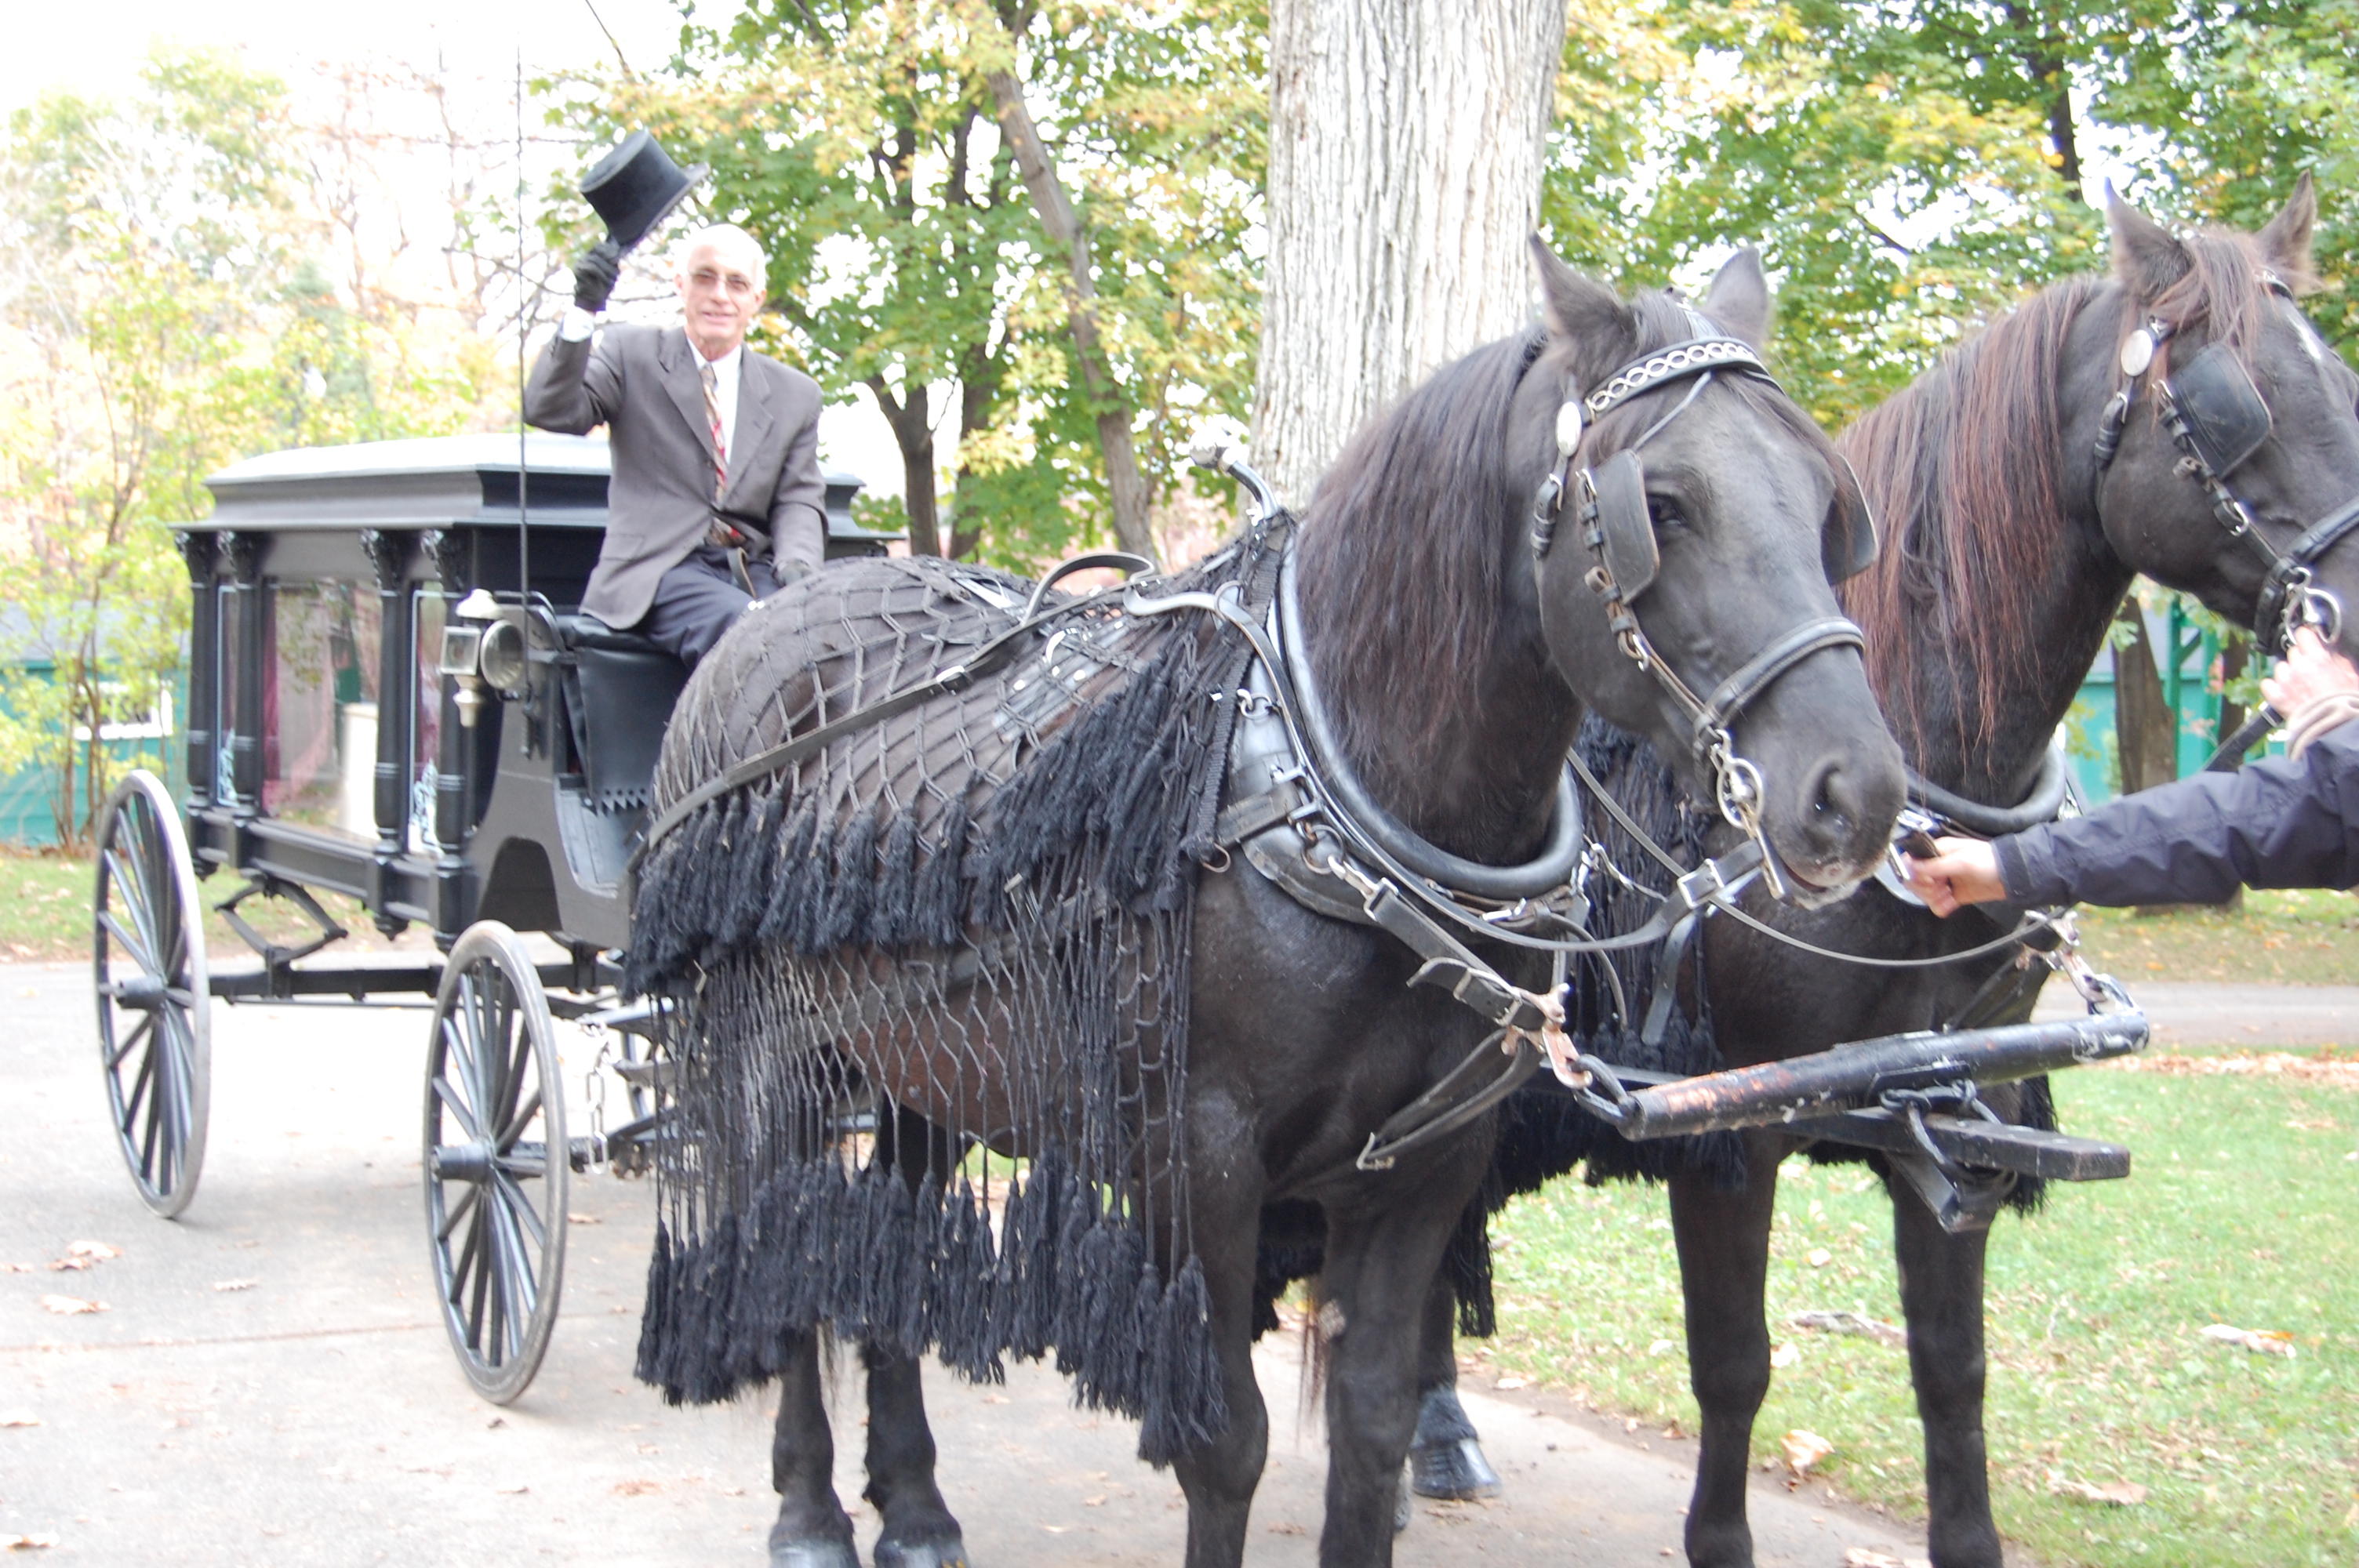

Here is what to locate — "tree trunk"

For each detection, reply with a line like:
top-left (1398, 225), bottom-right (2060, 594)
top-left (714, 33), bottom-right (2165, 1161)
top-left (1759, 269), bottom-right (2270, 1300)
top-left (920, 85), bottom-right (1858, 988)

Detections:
top-left (986, 68), bottom-right (1159, 564)
top-left (2113, 604), bottom-right (2177, 795)
top-left (1253, 0), bottom-right (1568, 506)
top-left (871, 376), bottom-right (942, 557)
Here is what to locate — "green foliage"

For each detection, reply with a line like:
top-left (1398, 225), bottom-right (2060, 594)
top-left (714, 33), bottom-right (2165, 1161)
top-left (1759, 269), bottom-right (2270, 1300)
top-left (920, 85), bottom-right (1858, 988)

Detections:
top-left (1484, 1062), bottom-right (2359, 1568)
top-left (1546, 0), bottom-right (2355, 429)
top-left (553, 0), bottom-right (1262, 569)
top-left (0, 49), bottom-right (489, 845)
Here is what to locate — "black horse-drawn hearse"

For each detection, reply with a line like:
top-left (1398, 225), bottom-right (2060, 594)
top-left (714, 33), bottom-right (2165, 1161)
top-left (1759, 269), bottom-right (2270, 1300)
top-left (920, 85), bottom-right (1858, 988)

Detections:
top-left (93, 427), bottom-right (2146, 1419)
top-left (93, 433), bottom-right (887, 1400)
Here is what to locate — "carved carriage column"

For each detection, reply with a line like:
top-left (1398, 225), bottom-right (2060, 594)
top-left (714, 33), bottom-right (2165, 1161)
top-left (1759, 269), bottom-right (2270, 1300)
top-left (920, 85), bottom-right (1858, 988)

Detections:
top-left (222, 532), bottom-right (267, 819)
top-left (423, 528), bottom-right (475, 943)
top-left (359, 528), bottom-right (413, 936)
top-left (176, 532), bottom-right (218, 813)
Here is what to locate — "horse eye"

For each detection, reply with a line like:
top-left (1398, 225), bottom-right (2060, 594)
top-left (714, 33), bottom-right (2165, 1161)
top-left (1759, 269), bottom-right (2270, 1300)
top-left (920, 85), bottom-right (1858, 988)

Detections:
top-left (1648, 496), bottom-right (1686, 529)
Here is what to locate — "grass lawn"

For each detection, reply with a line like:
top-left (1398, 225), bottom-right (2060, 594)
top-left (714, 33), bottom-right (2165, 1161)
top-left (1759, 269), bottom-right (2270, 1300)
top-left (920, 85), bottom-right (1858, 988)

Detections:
top-left (1480, 1062), bottom-right (2359, 1567)
top-left (2073, 887), bottom-right (2359, 985)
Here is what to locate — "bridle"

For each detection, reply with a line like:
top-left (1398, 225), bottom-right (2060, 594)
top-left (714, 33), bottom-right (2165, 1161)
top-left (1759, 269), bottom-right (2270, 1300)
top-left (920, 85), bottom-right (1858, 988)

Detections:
top-left (2093, 271), bottom-right (2359, 655)
top-left (1528, 318), bottom-right (1877, 892)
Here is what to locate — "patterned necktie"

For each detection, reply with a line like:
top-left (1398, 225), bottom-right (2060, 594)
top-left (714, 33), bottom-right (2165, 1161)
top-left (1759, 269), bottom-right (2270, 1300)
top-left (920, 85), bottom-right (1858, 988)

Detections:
top-left (700, 359), bottom-right (728, 501)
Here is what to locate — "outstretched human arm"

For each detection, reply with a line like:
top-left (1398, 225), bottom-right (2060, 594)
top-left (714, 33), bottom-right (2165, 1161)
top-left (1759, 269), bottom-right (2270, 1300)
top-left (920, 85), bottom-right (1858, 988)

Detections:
top-left (522, 246), bottom-right (625, 434)
top-left (1907, 627), bottom-right (2359, 913)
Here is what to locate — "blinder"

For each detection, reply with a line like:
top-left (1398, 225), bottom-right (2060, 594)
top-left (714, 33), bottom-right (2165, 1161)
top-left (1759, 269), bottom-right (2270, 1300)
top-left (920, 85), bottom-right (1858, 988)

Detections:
top-left (2167, 343), bottom-right (2273, 477)
top-left (1587, 449), bottom-right (1658, 601)
top-left (1824, 453), bottom-right (1880, 584)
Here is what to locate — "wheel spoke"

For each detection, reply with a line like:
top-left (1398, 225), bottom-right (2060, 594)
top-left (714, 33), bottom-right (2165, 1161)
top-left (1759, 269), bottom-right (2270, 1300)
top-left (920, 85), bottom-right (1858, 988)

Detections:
top-left (486, 1184), bottom-right (533, 1356)
top-left (436, 1179), bottom-right (483, 1242)
top-left (495, 1085), bottom-right (543, 1153)
top-left (102, 842), bottom-right (160, 967)
top-left (431, 1058), bottom-right (485, 1142)
top-left (107, 1012), bottom-right (154, 1072)
top-left (121, 1044), bottom-right (156, 1140)
top-left (492, 1167), bottom-right (548, 1253)
top-left (98, 904), bottom-right (157, 978)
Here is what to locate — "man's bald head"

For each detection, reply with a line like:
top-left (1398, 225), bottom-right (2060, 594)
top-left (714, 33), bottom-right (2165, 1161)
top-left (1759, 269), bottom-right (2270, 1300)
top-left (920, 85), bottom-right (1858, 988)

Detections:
top-left (673, 223), bottom-right (769, 360)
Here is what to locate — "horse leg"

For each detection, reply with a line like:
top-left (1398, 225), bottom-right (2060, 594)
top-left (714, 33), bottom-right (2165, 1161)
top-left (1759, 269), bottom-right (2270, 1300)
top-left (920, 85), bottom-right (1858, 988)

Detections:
top-left (1316, 1181), bottom-right (1481, 1568)
top-left (1406, 1272), bottom-right (1502, 1502)
top-left (768, 1329), bottom-right (860, 1568)
top-left (1668, 1131), bottom-right (1784, 1568)
top-left (1892, 1182), bottom-right (2003, 1568)
top-left (860, 1341), bottom-right (968, 1568)
top-left (1168, 1167), bottom-right (1271, 1568)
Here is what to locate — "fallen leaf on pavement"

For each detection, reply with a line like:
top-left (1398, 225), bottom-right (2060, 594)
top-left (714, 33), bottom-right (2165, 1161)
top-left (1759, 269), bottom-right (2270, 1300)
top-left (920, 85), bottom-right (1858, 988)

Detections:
top-left (1, 1534), bottom-right (60, 1549)
top-left (566, 1214), bottom-right (602, 1225)
top-left (613, 1479), bottom-right (660, 1497)
top-left (39, 1295), bottom-right (105, 1316)
top-left (2046, 1470), bottom-right (2147, 1505)
top-left (1494, 1375), bottom-right (1528, 1390)
top-left (494, 1483), bottom-right (529, 1495)
top-left (1841, 1551), bottom-right (1930, 1568)
top-left (0, 1411), bottom-right (38, 1428)
top-left (1781, 1429), bottom-right (1834, 1477)
top-left (44, 1258), bottom-right (89, 1273)
top-left (212, 1279), bottom-right (257, 1293)
top-left (2, 1264), bottom-right (33, 1274)
top-left (2199, 1323), bottom-right (2296, 1357)
top-left (1792, 1310), bottom-right (1908, 1348)
top-left (66, 1241), bottom-right (121, 1261)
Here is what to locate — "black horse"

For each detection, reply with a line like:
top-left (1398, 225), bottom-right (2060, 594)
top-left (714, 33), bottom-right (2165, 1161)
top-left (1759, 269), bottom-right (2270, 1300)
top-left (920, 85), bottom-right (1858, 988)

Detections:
top-left (1417, 180), bottom-right (2359, 1568)
top-left (629, 239), bottom-right (1909, 1568)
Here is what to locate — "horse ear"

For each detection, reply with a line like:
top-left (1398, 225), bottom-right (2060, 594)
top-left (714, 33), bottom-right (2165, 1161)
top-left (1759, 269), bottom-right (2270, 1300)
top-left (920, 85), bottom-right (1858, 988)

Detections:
top-left (1699, 248), bottom-right (1772, 350)
top-left (1529, 235), bottom-right (1632, 348)
top-left (2257, 172), bottom-right (2317, 279)
top-left (2107, 185), bottom-right (2190, 301)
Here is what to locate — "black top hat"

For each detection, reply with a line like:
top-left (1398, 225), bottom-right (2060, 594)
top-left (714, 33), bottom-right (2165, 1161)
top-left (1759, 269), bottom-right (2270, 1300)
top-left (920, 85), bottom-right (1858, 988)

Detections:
top-left (581, 130), bottom-right (708, 255)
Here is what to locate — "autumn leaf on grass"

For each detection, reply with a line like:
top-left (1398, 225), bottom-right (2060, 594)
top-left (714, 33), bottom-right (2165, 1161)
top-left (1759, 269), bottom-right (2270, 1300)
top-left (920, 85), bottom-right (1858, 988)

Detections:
top-left (1769, 1341), bottom-right (1801, 1369)
top-left (2199, 1323), bottom-right (2296, 1357)
top-left (1791, 1310), bottom-right (1907, 1349)
top-left (1780, 1429), bottom-right (1834, 1477)
top-left (39, 1295), bottom-right (106, 1316)
top-left (2046, 1469), bottom-right (2147, 1506)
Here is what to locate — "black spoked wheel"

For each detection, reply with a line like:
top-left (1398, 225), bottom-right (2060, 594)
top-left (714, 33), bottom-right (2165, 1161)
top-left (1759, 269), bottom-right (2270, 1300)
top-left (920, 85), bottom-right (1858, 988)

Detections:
top-left (424, 921), bottom-right (568, 1404)
top-left (93, 770), bottom-right (211, 1219)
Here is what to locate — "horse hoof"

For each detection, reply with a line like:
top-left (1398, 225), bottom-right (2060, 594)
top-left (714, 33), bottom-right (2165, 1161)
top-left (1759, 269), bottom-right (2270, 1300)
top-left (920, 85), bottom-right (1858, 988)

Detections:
top-left (1394, 1467), bottom-right (1414, 1533)
top-left (875, 1536), bottom-right (970, 1568)
top-left (1410, 1436), bottom-right (1503, 1500)
top-left (769, 1540), bottom-right (861, 1568)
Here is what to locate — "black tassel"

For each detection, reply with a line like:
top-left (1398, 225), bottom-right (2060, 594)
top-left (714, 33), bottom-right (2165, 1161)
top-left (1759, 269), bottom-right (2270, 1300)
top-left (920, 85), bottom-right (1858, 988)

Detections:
top-left (818, 807), bottom-right (879, 952)
top-left (719, 784), bottom-right (787, 952)
top-left (912, 797), bottom-right (970, 949)
top-left (900, 1171), bottom-right (943, 1356)
top-left (791, 818), bottom-right (837, 954)
top-left (1139, 1257), bottom-right (1230, 1466)
top-left (634, 1220), bottom-right (674, 1388)
top-left (755, 797), bottom-right (819, 946)
top-left (871, 808), bottom-right (919, 950)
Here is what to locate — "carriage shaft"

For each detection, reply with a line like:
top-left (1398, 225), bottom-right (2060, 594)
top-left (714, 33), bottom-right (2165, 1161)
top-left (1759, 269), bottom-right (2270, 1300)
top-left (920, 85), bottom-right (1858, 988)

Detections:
top-left (1610, 1014), bottom-right (2147, 1140)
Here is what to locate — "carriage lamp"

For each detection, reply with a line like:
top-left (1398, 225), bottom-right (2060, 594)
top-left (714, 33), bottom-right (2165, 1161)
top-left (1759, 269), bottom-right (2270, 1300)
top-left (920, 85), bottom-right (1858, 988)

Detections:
top-left (475, 618), bottom-right (531, 699)
top-left (438, 589), bottom-right (505, 728)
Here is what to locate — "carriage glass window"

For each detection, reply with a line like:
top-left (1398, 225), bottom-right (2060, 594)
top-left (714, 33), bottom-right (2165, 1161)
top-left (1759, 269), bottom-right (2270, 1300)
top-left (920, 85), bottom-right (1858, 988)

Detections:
top-left (263, 581), bottom-right (382, 838)
top-left (412, 589), bottom-right (447, 853)
top-left (215, 582), bottom-right (244, 802)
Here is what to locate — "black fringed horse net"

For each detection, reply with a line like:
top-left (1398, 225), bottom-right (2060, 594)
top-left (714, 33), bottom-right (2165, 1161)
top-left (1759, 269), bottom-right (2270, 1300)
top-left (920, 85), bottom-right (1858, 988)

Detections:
top-left (625, 535), bottom-right (1281, 1465)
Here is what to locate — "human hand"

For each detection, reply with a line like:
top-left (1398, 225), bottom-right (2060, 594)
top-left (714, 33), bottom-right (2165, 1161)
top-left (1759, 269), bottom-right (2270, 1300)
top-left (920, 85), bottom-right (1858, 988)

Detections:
top-left (1902, 836), bottom-right (2007, 917)
top-left (572, 239), bottom-right (623, 314)
top-left (2260, 625), bottom-right (2359, 714)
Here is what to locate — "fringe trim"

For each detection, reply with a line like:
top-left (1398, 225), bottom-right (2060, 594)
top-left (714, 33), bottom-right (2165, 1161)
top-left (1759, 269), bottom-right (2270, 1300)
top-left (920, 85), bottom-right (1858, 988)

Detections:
top-left (634, 1147), bottom-right (1229, 1467)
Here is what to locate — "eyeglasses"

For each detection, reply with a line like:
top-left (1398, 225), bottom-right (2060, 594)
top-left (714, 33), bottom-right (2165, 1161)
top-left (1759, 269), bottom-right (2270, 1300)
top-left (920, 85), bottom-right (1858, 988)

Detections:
top-left (687, 267), bottom-right (759, 299)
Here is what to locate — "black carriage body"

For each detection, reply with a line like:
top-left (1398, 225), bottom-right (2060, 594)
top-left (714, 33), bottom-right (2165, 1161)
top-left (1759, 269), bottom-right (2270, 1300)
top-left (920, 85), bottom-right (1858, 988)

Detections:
top-left (178, 434), bottom-right (877, 953)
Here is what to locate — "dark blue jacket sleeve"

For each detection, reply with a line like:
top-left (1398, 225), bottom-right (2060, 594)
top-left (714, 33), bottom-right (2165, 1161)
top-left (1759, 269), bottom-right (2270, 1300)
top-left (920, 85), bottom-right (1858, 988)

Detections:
top-left (1994, 720), bottom-right (2359, 906)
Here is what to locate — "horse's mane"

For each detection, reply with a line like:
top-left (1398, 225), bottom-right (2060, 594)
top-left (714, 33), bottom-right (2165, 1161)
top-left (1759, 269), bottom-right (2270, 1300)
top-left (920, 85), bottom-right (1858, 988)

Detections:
top-left (1296, 292), bottom-right (1715, 794)
top-left (1840, 227), bottom-right (2288, 762)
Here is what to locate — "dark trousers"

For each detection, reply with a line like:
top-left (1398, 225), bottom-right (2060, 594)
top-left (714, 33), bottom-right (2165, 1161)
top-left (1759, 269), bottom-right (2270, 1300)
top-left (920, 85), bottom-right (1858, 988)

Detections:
top-left (637, 546), bottom-right (783, 668)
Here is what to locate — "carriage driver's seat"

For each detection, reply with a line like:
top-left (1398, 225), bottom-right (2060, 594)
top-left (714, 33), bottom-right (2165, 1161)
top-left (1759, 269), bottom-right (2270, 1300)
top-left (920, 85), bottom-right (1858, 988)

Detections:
top-left (551, 613), bottom-right (689, 815)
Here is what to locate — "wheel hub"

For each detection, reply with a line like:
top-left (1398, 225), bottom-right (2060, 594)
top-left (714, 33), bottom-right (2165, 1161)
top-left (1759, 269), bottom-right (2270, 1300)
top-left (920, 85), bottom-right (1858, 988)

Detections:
top-left (431, 1142), bottom-right (496, 1183)
top-left (107, 974), bottom-right (169, 1011)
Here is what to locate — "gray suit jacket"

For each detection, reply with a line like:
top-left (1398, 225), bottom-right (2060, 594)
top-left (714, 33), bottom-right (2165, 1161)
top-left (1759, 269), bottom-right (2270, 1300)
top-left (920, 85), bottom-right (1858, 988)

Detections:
top-left (524, 323), bottom-right (826, 630)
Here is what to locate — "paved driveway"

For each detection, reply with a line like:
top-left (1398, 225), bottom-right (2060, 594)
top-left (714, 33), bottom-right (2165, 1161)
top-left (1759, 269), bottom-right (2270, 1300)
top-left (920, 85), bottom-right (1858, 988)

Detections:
top-left (4, 957), bottom-right (1976, 1564)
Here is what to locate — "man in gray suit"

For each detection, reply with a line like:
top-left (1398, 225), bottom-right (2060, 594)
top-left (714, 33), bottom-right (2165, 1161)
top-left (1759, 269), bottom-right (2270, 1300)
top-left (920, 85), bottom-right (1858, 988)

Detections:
top-left (525, 222), bottom-right (826, 666)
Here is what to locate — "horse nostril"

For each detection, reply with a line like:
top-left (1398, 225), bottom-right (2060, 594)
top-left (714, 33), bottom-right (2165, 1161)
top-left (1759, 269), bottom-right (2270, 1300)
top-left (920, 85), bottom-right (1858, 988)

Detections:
top-left (1807, 763), bottom-right (1859, 844)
